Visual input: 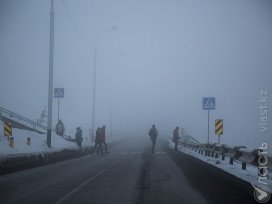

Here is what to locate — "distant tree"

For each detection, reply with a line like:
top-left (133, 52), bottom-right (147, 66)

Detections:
top-left (36, 106), bottom-right (47, 125)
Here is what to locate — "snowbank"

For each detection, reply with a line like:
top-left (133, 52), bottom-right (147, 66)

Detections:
top-left (0, 121), bottom-right (92, 158)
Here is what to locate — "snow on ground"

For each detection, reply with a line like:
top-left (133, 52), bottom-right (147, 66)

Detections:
top-left (168, 141), bottom-right (272, 189)
top-left (0, 121), bottom-right (93, 158)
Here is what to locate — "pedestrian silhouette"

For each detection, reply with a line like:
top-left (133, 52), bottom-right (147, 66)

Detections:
top-left (173, 127), bottom-right (180, 152)
top-left (148, 124), bottom-right (158, 153)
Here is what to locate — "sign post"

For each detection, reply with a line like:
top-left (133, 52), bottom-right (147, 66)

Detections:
top-left (215, 119), bottom-right (223, 144)
top-left (54, 88), bottom-right (64, 121)
top-left (202, 97), bottom-right (216, 144)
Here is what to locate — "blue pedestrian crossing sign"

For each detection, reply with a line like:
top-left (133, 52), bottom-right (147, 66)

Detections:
top-left (54, 88), bottom-right (64, 98)
top-left (202, 97), bottom-right (215, 110)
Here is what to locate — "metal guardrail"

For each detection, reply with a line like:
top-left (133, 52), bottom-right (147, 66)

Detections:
top-left (0, 106), bottom-right (74, 142)
top-left (179, 140), bottom-right (272, 171)
top-left (0, 106), bottom-right (47, 133)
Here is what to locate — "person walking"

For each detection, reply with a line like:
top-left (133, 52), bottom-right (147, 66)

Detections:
top-left (148, 124), bottom-right (158, 153)
top-left (55, 119), bottom-right (65, 137)
top-left (173, 127), bottom-right (180, 152)
top-left (100, 125), bottom-right (109, 153)
top-left (75, 127), bottom-right (83, 147)
top-left (91, 127), bottom-right (102, 154)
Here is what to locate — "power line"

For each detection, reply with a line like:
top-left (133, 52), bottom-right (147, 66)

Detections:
top-left (61, 0), bottom-right (91, 49)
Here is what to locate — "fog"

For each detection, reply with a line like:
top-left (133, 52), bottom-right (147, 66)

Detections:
top-left (0, 0), bottom-right (271, 149)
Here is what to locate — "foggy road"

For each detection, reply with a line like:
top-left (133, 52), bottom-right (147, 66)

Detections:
top-left (0, 137), bottom-right (256, 204)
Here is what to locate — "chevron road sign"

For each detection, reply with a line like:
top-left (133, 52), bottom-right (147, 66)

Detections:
top-left (215, 119), bottom-right (223, 135)
top-left (4, 122), bottom-right (12, 137)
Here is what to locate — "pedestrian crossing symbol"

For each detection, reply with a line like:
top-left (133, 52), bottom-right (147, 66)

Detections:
top-left (54, 88), bottom-right (64, 98)
top-left (202, 97), bottom-right (216, 110)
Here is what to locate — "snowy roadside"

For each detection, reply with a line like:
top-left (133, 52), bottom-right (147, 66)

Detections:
top-left (0, 121), bottom-right (93, 159)
top-left (168, 141), bottom-right (272, 190)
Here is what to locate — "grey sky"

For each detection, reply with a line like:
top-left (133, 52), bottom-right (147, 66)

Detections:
top-left (0, 0), bottom-right (272, 149)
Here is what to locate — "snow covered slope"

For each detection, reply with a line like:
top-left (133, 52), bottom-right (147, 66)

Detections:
top-left (0, 121), bottom-right (92, 157)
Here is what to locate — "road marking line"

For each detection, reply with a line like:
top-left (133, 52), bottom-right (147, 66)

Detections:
top-left (120, 151), bottom-right (166, 155)
top-left (55, 164), bottom-right (115, 204)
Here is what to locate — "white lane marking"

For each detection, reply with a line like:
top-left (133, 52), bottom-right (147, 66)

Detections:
top-left (55, 164), bottom-right (115, 204)
top-left (121, 152), bottom-right (141, 155)
top-left (120, 151), bottom-right (166, 155)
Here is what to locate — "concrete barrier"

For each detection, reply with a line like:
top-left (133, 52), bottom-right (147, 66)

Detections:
top-left (9, 137), bottom-right (14, 148)
top-left (27, 137), bottom-right (31, 145)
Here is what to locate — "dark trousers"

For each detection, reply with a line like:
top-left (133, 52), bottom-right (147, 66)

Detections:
top-left (91, 140), bottom-right (99, 154)
top-left (91, 140), bottom-right (107, 154)
top-left (151, 138), bottom-right (156, 153)
top-left (174, 141), bottom-right (178, 151)
top-left (101, 141), bottom-right (108, 152)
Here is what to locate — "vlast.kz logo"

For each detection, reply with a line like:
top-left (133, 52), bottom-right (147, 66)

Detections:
top-left (251, 183), bottom-right (271, 203)
top-left (251, 143), bottom-right (271, 203)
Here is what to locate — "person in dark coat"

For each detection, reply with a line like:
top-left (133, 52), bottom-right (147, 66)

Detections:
top-left (75, 127), bottom-right (83, 147)
top-left (91, 127), bottom-right (102, 154)
top-left (148, 124), bottom-right (158, 153)
top-left (173, 127), bottom-right (180, 152)
top-left (100, 125), bottom-right (109, 153)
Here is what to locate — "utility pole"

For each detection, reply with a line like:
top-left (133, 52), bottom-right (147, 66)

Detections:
top-left (109, 65), bottom-right (113, 138)
top-left (91, 43), bottom-right (97, 138)
top-left (47, 0), bottom-right (54, 148)
top-left (91, 26), bottom-right (118, 138)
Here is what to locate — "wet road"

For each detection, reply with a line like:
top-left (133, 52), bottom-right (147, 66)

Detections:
top-left (0, 136), bottom-right (255, 204)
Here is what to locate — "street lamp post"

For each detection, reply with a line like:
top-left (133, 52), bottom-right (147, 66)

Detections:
top-left (47, 0), bottom-right (55, 148)
top-left (91, 26), bottom-right (118, 137)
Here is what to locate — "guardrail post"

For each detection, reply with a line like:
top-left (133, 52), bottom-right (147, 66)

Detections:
top-left (230, 158), bottom-right (233, 165)
top-left (9, 136), bottom-right (14, 148)
top-left (242, 162), bottom-right (246, 170)
top-left (27, 137), bottom-right (31, 145)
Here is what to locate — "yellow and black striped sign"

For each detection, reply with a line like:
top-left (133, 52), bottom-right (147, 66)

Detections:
top-left (4, 123), bottom-right (12, 137)
top-left (215, 119), bottom-right (223, 135)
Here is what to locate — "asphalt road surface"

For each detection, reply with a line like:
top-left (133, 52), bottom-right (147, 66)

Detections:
top-left (0, 136), bottom-right (256, 204)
